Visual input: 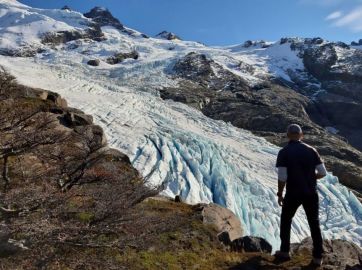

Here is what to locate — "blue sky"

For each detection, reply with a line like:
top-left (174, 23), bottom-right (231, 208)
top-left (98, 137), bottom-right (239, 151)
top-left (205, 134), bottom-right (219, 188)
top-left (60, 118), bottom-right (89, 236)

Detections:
top-left (20, 0), bottom-right (362, 45)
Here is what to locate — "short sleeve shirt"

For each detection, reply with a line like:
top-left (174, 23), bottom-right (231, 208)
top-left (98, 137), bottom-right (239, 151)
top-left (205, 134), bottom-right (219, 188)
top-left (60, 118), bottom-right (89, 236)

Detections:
top-left (276, 140), bottom-right (323, 196)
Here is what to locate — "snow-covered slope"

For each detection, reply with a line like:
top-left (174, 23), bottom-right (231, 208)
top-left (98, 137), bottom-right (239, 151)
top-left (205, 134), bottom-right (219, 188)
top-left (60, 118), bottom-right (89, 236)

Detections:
top-left (0, 0), bottom-right (361, 250)
top-left (0, 0), bottom-right (91, 51)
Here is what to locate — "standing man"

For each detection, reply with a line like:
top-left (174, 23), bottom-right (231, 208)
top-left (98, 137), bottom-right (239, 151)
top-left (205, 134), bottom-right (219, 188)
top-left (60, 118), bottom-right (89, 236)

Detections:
top-left (275, 124), bottom-right (327, 266)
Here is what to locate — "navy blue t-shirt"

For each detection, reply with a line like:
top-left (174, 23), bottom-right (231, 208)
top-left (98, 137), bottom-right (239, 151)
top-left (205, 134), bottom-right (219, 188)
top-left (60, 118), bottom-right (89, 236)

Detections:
top-left (276, 140), bottom-right (323, 196)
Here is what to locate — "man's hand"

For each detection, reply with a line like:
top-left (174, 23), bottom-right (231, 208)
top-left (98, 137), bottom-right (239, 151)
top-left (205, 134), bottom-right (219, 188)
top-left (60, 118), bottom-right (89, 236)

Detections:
top-left (278, 196), bottom-right (284, 207)
top-left (277, 180), bottom-right (286, 207)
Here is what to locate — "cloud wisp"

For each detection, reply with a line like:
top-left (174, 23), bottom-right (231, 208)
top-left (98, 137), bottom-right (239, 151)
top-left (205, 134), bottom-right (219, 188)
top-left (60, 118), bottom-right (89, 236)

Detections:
top-left (325, 11), bottom-right (343, 20)
top-left (326, 6), bottom-right (362, 32)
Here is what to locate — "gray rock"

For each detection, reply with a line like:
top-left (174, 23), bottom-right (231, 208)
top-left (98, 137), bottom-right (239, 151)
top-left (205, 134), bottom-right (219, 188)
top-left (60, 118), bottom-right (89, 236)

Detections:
top-left (74, 125), bottom-right (107, 151)
top-left (156, 31), bottom-right (181, 40)
top-left (63, 111), bottom-right (93, 127)
top-left (47, 91), bottom-right (68, 108)
top-left (41, 24), bottom-right (105, 45)
top-left (84, 7), bottom-right (124, 31)
top-left (0, 47), bottom-right (42, 57)
top-left (218, 231), bottom-right (232, 246)
top-left (106, 51), bottom-right (139, 65)
top-left (231, 236), bottom-right (272, 254)
top-left (172, 52), bottom-right (249, 92)
top-left (200, 203), bottom-right (243, 242)
top-left (291, 237), bottom-right (362, 268)
top-left (87, 59), bottom-right (100, 66)
top-left (243, 40), bottom-right (253, 48)
top-left (61, 5), bottom-right (71, 11)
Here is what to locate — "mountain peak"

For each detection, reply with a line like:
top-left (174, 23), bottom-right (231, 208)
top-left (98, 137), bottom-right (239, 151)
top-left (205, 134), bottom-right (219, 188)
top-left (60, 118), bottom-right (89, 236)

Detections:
top-left (61, 5), bottom-right (71, 11)
top-left (84, 6), bottom-right (124, 30)
top-left (351, 39), bottom-right (362, 46)
top-left (155, 31), bottom-right (181, 41)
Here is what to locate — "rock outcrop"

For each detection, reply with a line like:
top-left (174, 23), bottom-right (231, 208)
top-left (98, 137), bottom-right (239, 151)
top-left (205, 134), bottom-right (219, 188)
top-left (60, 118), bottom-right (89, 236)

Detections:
top-left (275, 38), bottom-right (362, 152)
top-left (231, 236), bottom-right (273, 254)
top-left (106, 50), bottom-right (139, 65)
top-left (351, 39), bottom-right (362, 46)
top-left (0, 47), bottom-right (45, 58)
top-left (172, 52), bottom-right (249, 93)
top-left (156, 31), bottom-right (181, 40)
top-left (61, 5), bottom-right (71, 11)
top-left (87, 59), bottom-right (101, 66)
top-left (84, 7), bottom-right (124, 31)
top-left (41, 26), bottom-right (105, 45)
top-left (291, 237), bottom-right (362, 269)
top-left (199, 203), bottom-right (243, 242)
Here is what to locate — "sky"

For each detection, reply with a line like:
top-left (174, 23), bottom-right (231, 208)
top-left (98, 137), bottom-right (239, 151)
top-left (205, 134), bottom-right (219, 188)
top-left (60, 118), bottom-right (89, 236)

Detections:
top-left (19, 0), bottom-right (362, 46)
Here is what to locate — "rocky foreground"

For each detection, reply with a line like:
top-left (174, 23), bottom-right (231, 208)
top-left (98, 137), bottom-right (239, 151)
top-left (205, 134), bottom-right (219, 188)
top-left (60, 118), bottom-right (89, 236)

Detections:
top-left (0, 72), bottom-right (361, 269)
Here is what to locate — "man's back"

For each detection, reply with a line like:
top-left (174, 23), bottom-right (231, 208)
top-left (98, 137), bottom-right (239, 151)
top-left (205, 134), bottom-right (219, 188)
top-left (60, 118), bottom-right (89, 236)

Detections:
top-left (276, 140), bottom-right (323, 196)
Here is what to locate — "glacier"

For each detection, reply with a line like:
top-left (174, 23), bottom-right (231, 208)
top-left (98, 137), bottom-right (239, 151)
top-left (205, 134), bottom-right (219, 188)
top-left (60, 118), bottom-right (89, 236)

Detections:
top-left (0, 0), bottom-right (361, 251)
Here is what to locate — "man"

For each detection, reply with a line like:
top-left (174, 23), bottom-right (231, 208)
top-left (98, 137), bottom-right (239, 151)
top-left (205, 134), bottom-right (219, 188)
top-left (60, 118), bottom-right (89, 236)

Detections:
top-left (275, 124), bottom-right (327, 266)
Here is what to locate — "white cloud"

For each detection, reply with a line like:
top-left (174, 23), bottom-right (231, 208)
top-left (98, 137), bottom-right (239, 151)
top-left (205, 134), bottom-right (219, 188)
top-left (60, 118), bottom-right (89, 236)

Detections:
top-left (330, 6), bottom-right (362, 32)
top-left (325, 11), bottom-right (343, 20)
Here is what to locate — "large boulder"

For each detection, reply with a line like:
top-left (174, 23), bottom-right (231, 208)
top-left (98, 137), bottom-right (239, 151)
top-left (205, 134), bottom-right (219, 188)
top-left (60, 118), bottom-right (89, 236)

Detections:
top-left (63, 111), bottom-right (93, 127)
top-left (291, 237), bottom-right (362, 268)
top-left (73, 125), bottom-right (108, 151)
top-left (87, 59), bottom-right (100, 66)
top-left (106, 51), bottom-right (139, 65)
top-left (231, 236), bottom-right (273, 254)
top-left (46, 91), bottom-right (68, 108)
top-left (200, 203), bottom-right (243, 242)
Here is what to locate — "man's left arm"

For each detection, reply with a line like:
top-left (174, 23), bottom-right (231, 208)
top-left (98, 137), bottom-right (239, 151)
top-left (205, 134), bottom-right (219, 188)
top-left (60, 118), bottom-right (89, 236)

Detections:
top-left (314, 149), bottom-right (327, 179)
top-left (277, 167), bottom-right (287, 206)
top-left (316, 163), bottom-right (327, 179)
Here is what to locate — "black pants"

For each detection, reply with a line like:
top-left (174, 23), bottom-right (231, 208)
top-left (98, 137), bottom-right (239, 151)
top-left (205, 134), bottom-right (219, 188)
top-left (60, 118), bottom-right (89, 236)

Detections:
top-left (280, 192), bottom-right (324, 258)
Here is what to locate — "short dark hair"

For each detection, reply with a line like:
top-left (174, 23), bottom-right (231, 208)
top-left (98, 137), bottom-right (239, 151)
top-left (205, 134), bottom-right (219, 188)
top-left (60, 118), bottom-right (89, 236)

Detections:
top-left (287, 124), bottom-right (302, 134)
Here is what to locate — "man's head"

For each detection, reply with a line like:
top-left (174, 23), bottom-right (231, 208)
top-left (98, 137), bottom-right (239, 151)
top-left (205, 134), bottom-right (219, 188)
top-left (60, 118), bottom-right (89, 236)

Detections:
top-left (287, 124), bottom-right (303, 141)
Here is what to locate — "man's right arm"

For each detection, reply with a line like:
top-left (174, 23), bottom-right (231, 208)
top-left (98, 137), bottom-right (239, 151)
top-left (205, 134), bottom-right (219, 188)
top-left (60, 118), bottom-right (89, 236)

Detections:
top-left (276, 149), bottom-right (287, 206)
